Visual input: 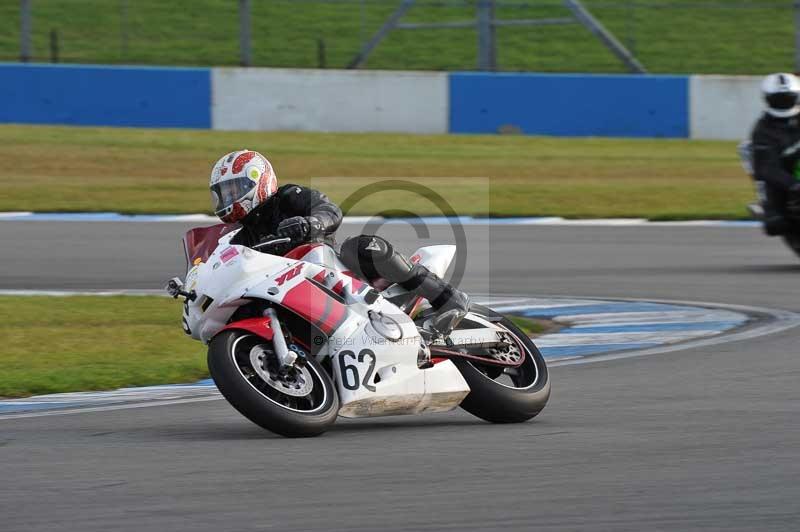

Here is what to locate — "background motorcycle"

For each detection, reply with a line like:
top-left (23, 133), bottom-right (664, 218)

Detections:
top-left (738, 141), bottom-right (800, 258)
top-left (167, 224), bottom-right (550, 437)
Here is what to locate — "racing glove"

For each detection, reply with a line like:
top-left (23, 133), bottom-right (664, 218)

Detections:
top-left (277, 216), bottom-right (323, 243)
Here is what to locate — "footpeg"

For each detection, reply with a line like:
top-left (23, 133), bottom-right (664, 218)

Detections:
top-left (428, 308), bottom-right (468, 337)
top-left (417, 340), bottom-right (433, 369)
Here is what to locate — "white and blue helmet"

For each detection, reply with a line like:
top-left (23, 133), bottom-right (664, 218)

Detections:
top-left (762, 73), bottom-right (800, 118)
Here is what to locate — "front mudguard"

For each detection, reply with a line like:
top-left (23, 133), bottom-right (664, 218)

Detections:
top-left (219, 317), bottom-right (275, 342)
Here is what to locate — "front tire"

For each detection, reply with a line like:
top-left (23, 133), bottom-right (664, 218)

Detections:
top-left (452, 304), bottom-right (550, 423)
top-left (208, 330), bottom-right (339, 437)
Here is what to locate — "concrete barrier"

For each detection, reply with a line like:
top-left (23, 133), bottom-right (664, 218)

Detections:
top-left (0, 63), bottom-right (211, 128)
top-left (211, 68), bottom-right (448, 134)
top-left (689, 75), bottom-right (762, 141)
top-left (0, 63), bottom-right (771, 141)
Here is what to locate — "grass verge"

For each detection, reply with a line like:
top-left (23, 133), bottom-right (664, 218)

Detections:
top-left (0, 125), bottom-right (753, 220)
top-left (507, 315), bottom-right (558, 337)
top-left (0, 296), bottom-right (204, 398)
top-left (0, 294), bottom-right (554, 399)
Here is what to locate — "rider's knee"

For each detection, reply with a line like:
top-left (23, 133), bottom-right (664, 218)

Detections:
top-left (340, 235), bottom-right (413, 282)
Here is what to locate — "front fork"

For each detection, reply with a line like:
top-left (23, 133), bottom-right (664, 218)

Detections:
top-left (264, 307), bottom-right (301, 368)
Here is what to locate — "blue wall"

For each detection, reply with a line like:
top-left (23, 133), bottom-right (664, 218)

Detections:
top-left (449, 72), bottom-right (689, 138)
top-left (0, 64), bottom-right (211, 128)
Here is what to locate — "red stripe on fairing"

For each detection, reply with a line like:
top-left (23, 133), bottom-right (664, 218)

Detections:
top-left (312, 270), bottom-right (327, 284)
top-left (341, 270), bottom-right (356, 278)
top-left (284, 243), bottom-right (323, 261)
top-left (332, 279), bottom-right (344, 295)
top-left (349, 277), bottom-right (366, 292)
top-left (282, 280), bottom-right (347, 335)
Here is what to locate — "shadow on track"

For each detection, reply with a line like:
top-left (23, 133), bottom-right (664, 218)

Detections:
top-left (119, 417), bottom-right (489, 442)
top-left (723, 264), bottom-right (800, 274)
top-left (330, 416), bottom-right (488, 434)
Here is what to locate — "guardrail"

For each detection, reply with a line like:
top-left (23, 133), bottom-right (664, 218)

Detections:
top-left (0, 63), bottom-right (764, 140)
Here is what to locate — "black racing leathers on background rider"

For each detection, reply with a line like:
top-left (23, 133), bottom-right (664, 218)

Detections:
top-left (230, 184), bottom-right (342, 248)
top-left (751, 113), bottom-right (800, 230)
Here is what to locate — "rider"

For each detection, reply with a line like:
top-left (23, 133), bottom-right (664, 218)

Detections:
top-left (208, 149), bottom-right (470, 333)
top-left (750, 72), bottom-right (800, 235)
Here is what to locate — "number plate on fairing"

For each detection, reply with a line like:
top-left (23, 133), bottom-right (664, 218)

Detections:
top-left (332, 315), bottom-right (469, 417)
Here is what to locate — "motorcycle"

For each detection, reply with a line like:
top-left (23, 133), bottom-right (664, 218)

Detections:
top-left (166, 224), bottom-right (550, 437)
top-left (738, 140), bottom-right (800, 258)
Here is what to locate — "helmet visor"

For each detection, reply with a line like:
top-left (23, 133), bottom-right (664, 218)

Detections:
top-left (767, 91), bottom-right (799, 111)
top-left (210, 177), bottom-right (256, 215)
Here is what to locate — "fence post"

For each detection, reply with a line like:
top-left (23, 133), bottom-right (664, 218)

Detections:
top-left (239, 0), bottom-right (252, 67)
top-left (120, 0), bottom-right (129, 58)
top-left (477, 0), bottom-right (496, 71)
top-left (20, 0), bottom-right (32, 62)
top-left (49, 29), bottom-right (59, 63)
top-left (347, 0), bottom-right (415, 69)
top-left (317, 38), bottom-right (326, 69)
top-left (795, 1), bottom-right (800, 72)
top-left (563, 0), bottom-right (646, 74)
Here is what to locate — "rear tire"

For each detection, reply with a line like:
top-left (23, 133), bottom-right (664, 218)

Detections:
top-left (452, 304), bottom-right (550, 423)
top-left (208, 330), bottom-right (339, 437)
top-left (783, 233), bottom-right (800, 259)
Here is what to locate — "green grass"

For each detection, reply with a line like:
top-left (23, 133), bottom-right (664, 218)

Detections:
top-left (0, 296), bottom-right (204, 398)
top-left (0, 124), bottom-right (753, 220)
top-left (507, 315), bottom-right (554, 337)
top-left (0, 0), bottom-right (793, 74)
top-left (0, 294), bottom-right (553, 398)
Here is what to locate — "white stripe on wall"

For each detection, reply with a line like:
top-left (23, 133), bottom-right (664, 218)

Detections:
top-left (211, 67), bottom-right (449, 134)
top-left (690, 75), bottom-right (763, 141)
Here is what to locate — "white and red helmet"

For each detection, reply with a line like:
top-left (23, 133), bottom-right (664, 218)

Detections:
top-left (209, 150), bottom-right (277, 223)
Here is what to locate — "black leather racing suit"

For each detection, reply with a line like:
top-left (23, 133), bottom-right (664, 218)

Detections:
top-left (751, 113), bottom-right (800, 232)
top-left (231, 184), bottom-right (342, 248)
top-left (231, 184), bottom-right (469, 327)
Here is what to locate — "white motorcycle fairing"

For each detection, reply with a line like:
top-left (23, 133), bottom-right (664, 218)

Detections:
top-left (182, 228), bottom-right (472, 418)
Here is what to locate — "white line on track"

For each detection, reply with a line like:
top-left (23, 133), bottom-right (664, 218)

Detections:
top-left (0, 289), bottom-right (165, 297)
top-left (0, 396), bottom-right (222, 421)
top-left (543, 297), bottom-right (800, 367)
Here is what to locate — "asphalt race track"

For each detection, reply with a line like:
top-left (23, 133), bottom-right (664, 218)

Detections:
top-left (2, 220), bottom-right (800, 531)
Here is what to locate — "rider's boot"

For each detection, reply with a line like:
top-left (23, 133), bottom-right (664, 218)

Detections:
top-left (399, 264), bottom-right (470, 335)
top-left (762, 201), bottom-right (789, 236)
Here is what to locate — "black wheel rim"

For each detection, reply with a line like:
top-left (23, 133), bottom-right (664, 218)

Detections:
top-left (467, 323), bottom-right (539, 390)
top-left (230, 334), bottom-right (329, 413)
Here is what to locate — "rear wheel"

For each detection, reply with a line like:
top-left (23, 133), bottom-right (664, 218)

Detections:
top-left (451, 304), bottom-right (550, 423)
top-left (208, 330), bottom-right (339, 437)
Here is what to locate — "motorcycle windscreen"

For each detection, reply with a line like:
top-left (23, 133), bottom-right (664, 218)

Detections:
top-left (182, 223), bottom-right (239, 271)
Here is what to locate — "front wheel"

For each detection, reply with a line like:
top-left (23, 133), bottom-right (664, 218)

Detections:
top-left (451, 304), bottom-right (550, 423)
top-left (208, 330), bottom-right (339, 437)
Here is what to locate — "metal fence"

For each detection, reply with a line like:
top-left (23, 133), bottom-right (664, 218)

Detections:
top-left (4, 0), bottom-right (800, 74)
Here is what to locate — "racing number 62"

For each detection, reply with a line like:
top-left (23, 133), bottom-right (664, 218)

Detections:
top-left (338, 349), bottom-right (377, 392)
